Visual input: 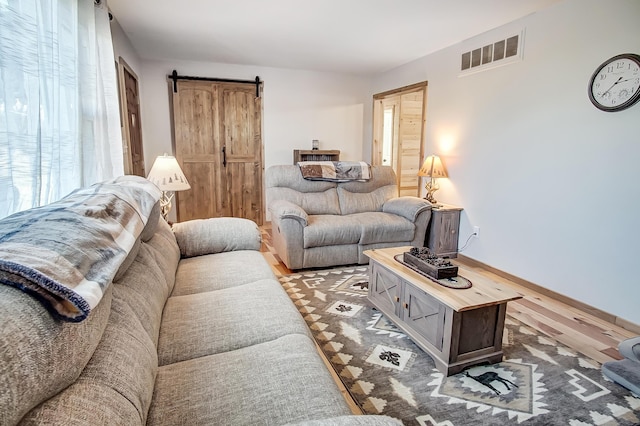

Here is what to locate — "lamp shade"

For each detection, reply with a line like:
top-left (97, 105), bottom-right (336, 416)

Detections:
top-left (147, 154), bottom-right (191, 191)
top-left (418, 155), bottom-right (448, 178)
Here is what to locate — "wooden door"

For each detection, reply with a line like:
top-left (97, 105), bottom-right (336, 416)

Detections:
top-left (118, 58), bottom-right (145, 176)
top-left (171, 80), bottom-right (263, 224)
top-left (398, 90), bottom-right (423, 196)
top-left (372, 82), bottom-right (427, 197)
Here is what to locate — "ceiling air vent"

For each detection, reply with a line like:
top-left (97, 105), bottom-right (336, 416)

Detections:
top-left (459, 30), bottom-right (525, 76)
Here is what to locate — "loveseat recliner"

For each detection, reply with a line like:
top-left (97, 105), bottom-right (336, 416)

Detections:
top-left (266, 164), bottom-right (432, 270)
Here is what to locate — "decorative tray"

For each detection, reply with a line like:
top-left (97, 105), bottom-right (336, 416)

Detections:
top-left (394, 254), bottom-right (472, 289)
top-left (403, 248), bottom-right (458, 279)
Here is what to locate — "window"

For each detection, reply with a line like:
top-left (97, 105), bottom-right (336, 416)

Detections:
top-left (0, 0), bottom-right (123, 219)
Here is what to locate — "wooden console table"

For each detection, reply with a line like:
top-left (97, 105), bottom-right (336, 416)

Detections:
top-left (364, 246), bottom-right (522, 376)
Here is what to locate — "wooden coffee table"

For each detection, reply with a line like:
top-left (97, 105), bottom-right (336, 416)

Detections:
top-left (364, 246), bottom-right (522, 376)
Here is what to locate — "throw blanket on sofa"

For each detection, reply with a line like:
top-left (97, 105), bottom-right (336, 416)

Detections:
top-left (298, 161), bottom-right (371, 182)
top-left (0, 176), bottom-right (161, 322)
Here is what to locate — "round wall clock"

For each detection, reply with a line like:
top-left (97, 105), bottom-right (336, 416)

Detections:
top-left (588, 53), bottom-right (640, 112)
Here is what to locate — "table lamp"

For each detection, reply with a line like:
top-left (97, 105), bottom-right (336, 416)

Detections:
top-left (146, 154), bottom-right (191, 220)
top-left (418, 155), bottom-right (448, 205)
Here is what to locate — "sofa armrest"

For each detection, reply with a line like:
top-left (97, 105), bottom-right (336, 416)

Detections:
top-left (268, 200), bottom-right (307, 269)
top-left (172, 217), bottom-right (261, 258)
top-left (269, 200), bottom-right (309, 226)
top-left (382, 196), bottom-right (432, 222)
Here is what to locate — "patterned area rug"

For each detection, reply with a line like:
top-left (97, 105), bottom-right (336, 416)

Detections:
top-left (279, 266), bottom-right (640, 426)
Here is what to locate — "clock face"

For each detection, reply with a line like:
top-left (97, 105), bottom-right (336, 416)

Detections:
top-left (588, 53), bottom-right (640, 112)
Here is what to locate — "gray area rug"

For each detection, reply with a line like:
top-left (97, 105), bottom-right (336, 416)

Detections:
top-left (279, 266), bottom-right (640, 425)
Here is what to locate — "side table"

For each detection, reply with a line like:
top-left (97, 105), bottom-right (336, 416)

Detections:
top-left (426, 204), bottom-right (462, 258)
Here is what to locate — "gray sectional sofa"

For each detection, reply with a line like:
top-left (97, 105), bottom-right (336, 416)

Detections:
top-left (0, 178), bottom-right (401, 425)
top-left (266, 165), bottom-right (432, 270)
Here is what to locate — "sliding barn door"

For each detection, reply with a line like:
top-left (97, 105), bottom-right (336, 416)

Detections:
top-left (171, 80), bottom-right (263, 224)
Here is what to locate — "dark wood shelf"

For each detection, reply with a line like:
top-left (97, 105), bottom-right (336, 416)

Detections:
top-left (293, 149), bottom-right (340, 164)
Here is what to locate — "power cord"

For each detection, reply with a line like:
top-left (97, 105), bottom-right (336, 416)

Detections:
top-left (458, 231), bottom-right (478, 253)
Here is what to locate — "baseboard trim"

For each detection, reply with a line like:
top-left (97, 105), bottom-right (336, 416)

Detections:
top-left (457, 254), bottom-right (640, 335)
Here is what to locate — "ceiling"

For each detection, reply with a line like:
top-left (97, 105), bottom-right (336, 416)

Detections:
top-left (108, 0), bottom-right (561, 75)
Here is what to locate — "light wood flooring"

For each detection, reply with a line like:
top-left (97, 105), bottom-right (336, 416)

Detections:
top-left (259, 224), bottom-right (638, 413)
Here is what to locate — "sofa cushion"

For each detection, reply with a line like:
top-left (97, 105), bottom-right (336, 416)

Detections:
top-left (148, 334), bottom-right (351, 426)
top-left (112, 259), bottom-right (169, 348)
top-left (172, 217), bottom-right (261, 258)
top-left (113, 219), bottom-right (180, 345)
top-left (142, 218), bottom-right (181, 292)
top-left (355, 212), bottom-right (416, 244)
top-left (19, 382), bottom-right (144, 425)
top-left (80, 296), bottom-right (157, 420)
top-left (157, 279), bottom-right (310, 365)
top-left (172, 250), bottom-right (275, 296)
top-left (337, 185), bottom-right (398, 215)
top-left (21, 294), bottom-right (157, 425)
top-left (0, 285), bottom-right (112, 426)
top-left (304, 215), bottom-right (361, 248)
top-left (338, 165), bottom-right (397, 192)
top-left (266, 164), bottom-right (337, 190)
top-left (269, 187), bottom-right (341, 215)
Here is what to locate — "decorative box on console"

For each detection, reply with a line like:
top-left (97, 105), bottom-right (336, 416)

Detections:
top-left (403, 247), bottom-right (458, 280)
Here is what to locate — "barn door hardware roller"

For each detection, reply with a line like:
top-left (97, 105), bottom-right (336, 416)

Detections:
top-left (169, 70), bottom-right (261, 97)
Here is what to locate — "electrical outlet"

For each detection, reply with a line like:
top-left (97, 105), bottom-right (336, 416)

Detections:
top-left (473, 226), bottom-right (480, 238)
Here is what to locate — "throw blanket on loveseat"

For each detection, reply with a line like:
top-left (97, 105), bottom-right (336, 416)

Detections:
top-left (0, 176), bottom-right (160, 322)
top-left (298, 161), bottom-right (371, 182)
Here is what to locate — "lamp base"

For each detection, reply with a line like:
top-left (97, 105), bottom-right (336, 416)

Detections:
top-left (159, 191), bottom-right (174, 221)
top-left (424, 178), bottom-right (440, 205)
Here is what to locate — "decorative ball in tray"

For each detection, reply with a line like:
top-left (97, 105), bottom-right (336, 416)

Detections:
top-left (403, 247), bottom-right (458, 280)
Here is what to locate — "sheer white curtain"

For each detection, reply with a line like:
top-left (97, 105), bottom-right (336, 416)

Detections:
top-left (0, 0), bottom-right (123, 219)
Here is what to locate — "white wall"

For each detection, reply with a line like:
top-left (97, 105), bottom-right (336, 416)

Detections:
top-left (110, 17), bottom-right (142, 80)
top-left (368, 0), bottom-right (640, 324)
top-left (137, 60), bottom-right (368, 172)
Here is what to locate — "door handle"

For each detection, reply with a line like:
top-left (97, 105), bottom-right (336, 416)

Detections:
top-left (222, 145), bottom-right (227, 167)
